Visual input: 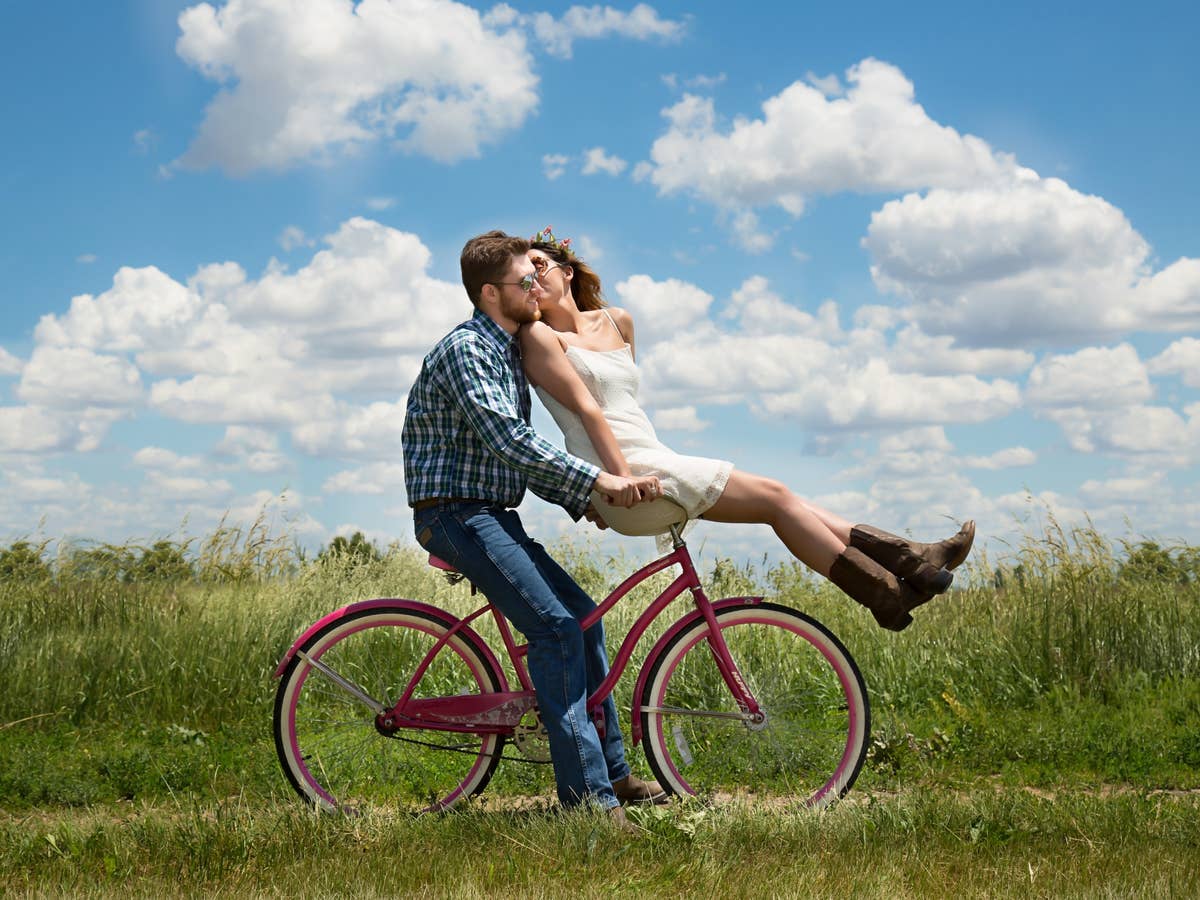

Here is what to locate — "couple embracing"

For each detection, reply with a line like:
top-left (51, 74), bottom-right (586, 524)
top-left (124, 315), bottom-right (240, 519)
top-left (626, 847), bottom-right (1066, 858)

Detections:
top-left (401, 229), bottom-right (974, 818)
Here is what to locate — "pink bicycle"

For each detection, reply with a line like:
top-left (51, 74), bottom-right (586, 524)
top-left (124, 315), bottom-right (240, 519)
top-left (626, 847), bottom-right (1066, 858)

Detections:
top-left (273, 521), bottom-right (870, 813)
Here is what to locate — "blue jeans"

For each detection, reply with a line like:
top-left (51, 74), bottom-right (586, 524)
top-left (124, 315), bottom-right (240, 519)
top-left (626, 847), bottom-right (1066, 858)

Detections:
top-left (413, 502), bottom-right (629, 808)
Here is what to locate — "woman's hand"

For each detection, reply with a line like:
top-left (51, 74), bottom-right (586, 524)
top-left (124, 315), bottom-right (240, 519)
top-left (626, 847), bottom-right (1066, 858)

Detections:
top-left (594, 472), bottom-right (662, 508)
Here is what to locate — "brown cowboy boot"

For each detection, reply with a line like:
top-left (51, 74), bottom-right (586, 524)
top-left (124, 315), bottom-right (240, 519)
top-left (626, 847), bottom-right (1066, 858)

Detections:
top-left (849, 525), bottom-right (953, 595)
top-left (917, 520), bottom-right (976, 571)
top-left (828, 547), bottom-right (926, 632)
top-left (849, 521), bottom-right (976, 594)
top-left (612, 773), bottom-right (668, 805)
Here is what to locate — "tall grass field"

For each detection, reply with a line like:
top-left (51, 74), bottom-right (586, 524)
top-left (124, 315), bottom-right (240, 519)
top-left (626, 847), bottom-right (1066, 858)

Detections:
top-left (2, 519), bottom-right (1198, 897)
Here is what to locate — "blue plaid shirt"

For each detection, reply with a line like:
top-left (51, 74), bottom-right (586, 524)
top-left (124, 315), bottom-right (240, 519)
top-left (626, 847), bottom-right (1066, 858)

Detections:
top-left (402, 310), bottom-right (600, 519)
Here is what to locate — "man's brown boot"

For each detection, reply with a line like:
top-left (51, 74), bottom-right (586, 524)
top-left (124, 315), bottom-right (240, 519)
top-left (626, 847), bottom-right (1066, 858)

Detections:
top-left (828, 547), bottom-right (928, 631)
top-left (612, 774), bottom-right (668, 805)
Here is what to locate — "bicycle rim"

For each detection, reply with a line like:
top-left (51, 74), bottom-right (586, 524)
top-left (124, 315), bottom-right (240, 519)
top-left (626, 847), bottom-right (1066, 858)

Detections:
top-left (274, 607), bottom-right (504, 814)
top-left (640, 603), bottom-right (869, 809)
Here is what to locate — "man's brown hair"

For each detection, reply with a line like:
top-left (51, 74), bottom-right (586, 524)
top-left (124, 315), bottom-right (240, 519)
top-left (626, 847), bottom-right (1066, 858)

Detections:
top-left (460, 230), bottom-right (531, 307)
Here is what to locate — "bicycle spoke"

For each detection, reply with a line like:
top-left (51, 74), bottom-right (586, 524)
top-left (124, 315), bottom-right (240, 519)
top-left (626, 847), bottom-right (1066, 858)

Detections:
top-left (640, 604), bottom-right (869, 808)
top-left (275, 608), bottom-right (504, 814)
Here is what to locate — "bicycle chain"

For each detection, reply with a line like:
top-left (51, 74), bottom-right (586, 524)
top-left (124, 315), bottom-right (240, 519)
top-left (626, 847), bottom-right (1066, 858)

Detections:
top-left (381, 732), bottom-right (553, 765)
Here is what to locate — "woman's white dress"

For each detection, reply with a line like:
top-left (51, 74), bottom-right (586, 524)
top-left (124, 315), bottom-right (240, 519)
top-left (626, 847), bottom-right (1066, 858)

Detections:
top-left (535, 339), bottom-right (733, 538)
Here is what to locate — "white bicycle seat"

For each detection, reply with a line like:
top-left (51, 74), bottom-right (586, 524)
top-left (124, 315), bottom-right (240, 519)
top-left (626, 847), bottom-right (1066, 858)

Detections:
top-left (589, 492), bottom-right (688, 537)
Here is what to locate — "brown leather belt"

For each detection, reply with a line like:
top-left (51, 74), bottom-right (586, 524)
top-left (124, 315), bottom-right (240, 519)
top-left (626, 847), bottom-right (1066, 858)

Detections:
top-left (412, 497), bottom-right (491, 511)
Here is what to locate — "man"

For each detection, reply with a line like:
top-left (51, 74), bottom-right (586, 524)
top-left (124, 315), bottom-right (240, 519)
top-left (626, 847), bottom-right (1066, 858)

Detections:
top-left (402, 230), bottom-right (665, 821)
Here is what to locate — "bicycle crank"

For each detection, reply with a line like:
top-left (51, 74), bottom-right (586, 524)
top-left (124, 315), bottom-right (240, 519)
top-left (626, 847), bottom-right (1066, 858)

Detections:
top-left (512, 707), bottom-right (553, 763)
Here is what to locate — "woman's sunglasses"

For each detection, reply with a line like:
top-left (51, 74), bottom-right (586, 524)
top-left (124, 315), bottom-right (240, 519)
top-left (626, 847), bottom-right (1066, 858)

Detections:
top-left (530, 256), bottom-right (564, 277)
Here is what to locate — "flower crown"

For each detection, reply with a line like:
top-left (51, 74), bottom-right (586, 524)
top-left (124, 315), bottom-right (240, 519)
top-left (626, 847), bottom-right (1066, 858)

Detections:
top-left (530, 225), bottom-right (576, 259)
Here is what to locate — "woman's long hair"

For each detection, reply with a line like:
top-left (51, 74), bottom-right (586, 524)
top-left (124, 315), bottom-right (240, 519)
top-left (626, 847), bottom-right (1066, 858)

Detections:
top-left (531, 241), bottom-right (606, 311)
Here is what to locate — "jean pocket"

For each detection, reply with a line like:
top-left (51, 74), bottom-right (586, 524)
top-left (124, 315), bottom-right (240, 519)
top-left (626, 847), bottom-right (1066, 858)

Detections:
top-left (414, 511), bottom-right (457, 564)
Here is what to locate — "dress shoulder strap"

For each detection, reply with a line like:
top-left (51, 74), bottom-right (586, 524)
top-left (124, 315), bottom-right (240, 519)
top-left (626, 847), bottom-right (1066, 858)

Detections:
top-left (600, 308), bottom-right (625, 343)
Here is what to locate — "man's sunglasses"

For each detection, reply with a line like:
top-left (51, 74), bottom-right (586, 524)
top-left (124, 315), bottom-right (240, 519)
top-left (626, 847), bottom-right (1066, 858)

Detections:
top-left (489, 271), bottom-right (540, 293)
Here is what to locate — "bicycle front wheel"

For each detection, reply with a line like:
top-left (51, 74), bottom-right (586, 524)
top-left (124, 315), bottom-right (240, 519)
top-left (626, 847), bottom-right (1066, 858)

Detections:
top-left (639, 603), bottom-right (869, 809)
top-left (274, 606), bottom-right (504, 814)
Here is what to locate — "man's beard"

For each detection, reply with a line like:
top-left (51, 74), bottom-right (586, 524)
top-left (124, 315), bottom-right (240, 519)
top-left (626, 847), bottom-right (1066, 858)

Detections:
top-left (502, 295), bottom-right (541, 325)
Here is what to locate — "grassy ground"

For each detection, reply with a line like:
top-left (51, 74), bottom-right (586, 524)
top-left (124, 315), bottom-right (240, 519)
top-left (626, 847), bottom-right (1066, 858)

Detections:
top-left (3, 789), bottom-right (1198, 897)
top-left (2, 521), bottom-right (1198, 895)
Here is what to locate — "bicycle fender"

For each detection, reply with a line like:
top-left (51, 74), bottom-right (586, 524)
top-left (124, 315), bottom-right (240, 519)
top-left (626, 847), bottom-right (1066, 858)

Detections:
top-left (629, 597), bottom-right (763, 746)
top-left (273, 598), bottom-right (506, 684)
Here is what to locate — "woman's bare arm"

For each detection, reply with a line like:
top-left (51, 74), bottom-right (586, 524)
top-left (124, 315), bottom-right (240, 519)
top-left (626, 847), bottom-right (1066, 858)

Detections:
top-left (520, 321), bottom-right (633, 477)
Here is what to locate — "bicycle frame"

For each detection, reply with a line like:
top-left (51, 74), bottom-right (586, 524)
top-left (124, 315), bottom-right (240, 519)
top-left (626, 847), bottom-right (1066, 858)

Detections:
top-left (278, 528), bottom-right (767, 747)
top-left (379, 528), bottom-right (758, 739)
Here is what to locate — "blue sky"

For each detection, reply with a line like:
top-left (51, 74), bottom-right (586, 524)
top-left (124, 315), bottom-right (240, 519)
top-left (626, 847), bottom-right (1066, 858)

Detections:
top-left (2, 0), bottom-right (1198, 566)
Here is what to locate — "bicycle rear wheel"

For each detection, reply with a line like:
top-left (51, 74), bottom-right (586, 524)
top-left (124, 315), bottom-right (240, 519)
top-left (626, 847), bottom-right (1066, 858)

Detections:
top-left (639, 603), bottom-right (869, 809)
top-left (274, 606), bottom-right (504, 814)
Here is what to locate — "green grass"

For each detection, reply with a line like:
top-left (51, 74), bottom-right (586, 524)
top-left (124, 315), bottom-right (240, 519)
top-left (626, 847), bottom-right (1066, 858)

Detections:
top-left (2, 519), bottom-right (1199, 894)
top-left (3, 790), bottom-right (1198, 897)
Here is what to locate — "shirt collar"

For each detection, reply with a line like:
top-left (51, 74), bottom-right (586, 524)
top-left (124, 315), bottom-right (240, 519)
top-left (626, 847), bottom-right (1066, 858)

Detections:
top-left (470, 308), bottom-right (518, 351)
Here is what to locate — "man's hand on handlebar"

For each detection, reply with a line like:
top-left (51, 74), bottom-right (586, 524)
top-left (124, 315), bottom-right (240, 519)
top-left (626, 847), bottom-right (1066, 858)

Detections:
top-left (593, 472), bottom-right (663, 508)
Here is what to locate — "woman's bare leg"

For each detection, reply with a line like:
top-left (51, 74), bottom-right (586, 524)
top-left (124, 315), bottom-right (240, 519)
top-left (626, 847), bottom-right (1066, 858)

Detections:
top-left (798, 500), bottom-right (853, 544)
top-left (701, 471), bottom-right (844, 576)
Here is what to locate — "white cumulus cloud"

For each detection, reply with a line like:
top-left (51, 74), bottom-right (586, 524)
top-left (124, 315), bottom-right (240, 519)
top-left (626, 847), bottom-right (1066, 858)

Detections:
top-left (17, 346), bottom-right (143, 409)
top-left (322, 461), bottom-right (407, 495)
top-left (134, 446), bottom-right (204, 471)
top-left (0, 347), bottom-right (22, 376)
top-left (888, 326), bottom-right (1035, 376)
top-left (499, 3), bottom-right (685, 60)
top-left (542, 153), bottom-right (570, 179)
top-left (642, 58), bottom-right (1016, 211)
top-left (175, 0), bottom-right (540, 173)
top-left (964, 447), bottom-right (1037, 470)
top-left (651, 405), bottom-right (709, 432)
top-left (215, 425), bottom-right (290, 473)
top-left (26, 218), bottom-right (459, 451)
top-left (1148, 336), bottom-right (1200, 388)
top-left (621, 274), bottom-right (1022, 429)
top-left (278, 225), bottom-right (313, 251)
top-left (865, 178), bottom-right (1200, 345)
top-left (1025, 344), bottom-right (1152, 410)
top-left (612, 274), bottom-right (714, 346)
top-left (293, 398), bottom-right (408, 459)
top-left (581, 146), bottom-right (628, 176)
top-left (636, 56), bottom-right (1200, 344)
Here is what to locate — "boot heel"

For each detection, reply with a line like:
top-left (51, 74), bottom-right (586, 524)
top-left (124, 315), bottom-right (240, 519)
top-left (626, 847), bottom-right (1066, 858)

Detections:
top-left (873, 608), bottom-right (913, 632)
top-left (909, 563), bottom-right (953, 595)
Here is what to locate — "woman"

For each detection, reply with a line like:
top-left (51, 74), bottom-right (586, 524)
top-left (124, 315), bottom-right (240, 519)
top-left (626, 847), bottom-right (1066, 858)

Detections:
top-left (519, 228), bottom-right (974, 632)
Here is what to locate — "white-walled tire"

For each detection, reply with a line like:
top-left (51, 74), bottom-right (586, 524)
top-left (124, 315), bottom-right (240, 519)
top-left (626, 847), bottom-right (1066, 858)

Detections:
top-left (638, 603), bottom-right (869, 809)
top-left (274, 607), bottom-right (504, 814)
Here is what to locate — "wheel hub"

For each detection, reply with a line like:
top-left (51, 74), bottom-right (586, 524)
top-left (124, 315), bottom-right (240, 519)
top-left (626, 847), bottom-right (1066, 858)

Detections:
top-left (374, 712), bottom-right (400, 735)
top-left (743, 709), bottom-right (769, 732)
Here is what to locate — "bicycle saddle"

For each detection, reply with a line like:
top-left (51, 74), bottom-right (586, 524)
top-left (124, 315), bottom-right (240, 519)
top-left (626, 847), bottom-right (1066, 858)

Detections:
top-left (427, 554), bottom-right (457, 573)
top-left (588, 492), bottom-right (688, 537)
